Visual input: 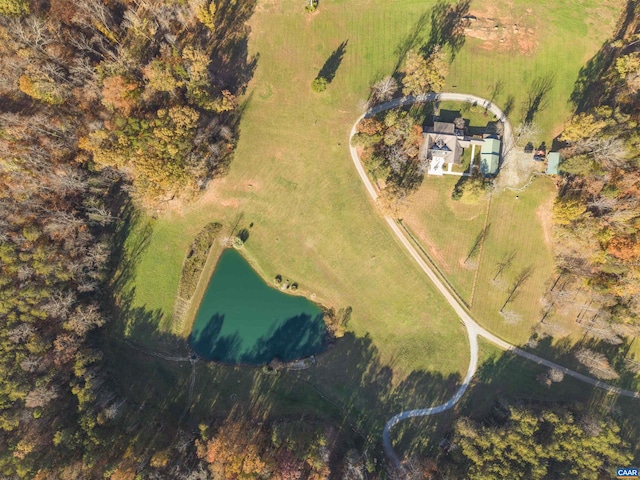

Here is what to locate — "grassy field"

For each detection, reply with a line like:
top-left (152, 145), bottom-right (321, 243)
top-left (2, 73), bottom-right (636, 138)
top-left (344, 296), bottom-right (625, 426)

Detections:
top-left (399, 176), bottom-right (488, 304)
top-left (118, 0), bottom-right (628, 377)
top-left (448, 0), bottom-right (622, 141)
top-left (401, 176), bottom-right (563, 344)
top-left (111, 0), bottom-right (636, 452)
top-left (401, 173), bottom-right (640, 374)
top-left (118, 0), bottom-right (488, 379)
top-left (471, 178), bottom-right (558, 344)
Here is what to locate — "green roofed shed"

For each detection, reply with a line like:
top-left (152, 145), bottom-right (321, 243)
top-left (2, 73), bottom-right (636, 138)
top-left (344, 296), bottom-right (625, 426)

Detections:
top-left (547, 152), bottom-right (560, 175)
top-left (480, 138), bottom-right (501, 177)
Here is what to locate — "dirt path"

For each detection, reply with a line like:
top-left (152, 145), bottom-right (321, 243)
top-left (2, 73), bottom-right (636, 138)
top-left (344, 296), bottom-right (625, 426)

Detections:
top-left (348, 94), bottom-right (640, 473)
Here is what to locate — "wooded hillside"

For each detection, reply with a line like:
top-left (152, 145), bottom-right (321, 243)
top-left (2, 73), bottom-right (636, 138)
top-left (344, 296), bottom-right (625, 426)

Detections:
top-left (0, 0), bottom-right (253, 476)
top-left (552, 1), bottom-right (640, 338)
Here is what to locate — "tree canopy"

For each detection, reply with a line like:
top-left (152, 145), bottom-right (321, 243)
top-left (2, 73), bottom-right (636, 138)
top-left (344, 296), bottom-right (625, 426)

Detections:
top-left (453, 407), bottom-right (632, 480)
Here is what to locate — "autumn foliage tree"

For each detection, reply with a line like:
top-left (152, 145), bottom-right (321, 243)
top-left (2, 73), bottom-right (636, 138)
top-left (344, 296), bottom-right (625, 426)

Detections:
top-left (0, 0), bottom-right (28, 16)
top-left (0, 0), bottom-right (254, 476)
top-left (195, 417), bottom-right (342, 480)
top-left (552, 21), bottom-right (640, 327)
top-left (400, 48), bottom-right (448, 96)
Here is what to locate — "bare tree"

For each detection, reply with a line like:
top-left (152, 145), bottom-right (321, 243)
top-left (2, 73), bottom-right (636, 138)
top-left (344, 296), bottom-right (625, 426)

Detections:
top-left (65, 305), bottom-right (105, 336)
top-left (370, 76), bottom-right (399, 104)
top-left (102, 399), bottom-right (126, 421)
top-left (514, 122), bottom-right (540, 146)
top-left (25, 386), bottom-right (59, 408)
top-left (584, 316), bottom-right (623, 345)
top-left (586, 195), bottom-right (619, 215)
top-left (580, 415), bottom-right (602, 437)
top-left (548, 368), bottom-right (565, 383)
top-left (624, 357), bottom-right (640, 374)
top-left (388, 146), bottom-right (407, 174)
top-left (20, 356), bottom-right (45, 373)
top-left (43, 211), bottom-right (85, 237)
top-left (11, 17), bottom-right (53, 57)
top-left (42, 290), bottom-right (77, 319)
top-left (537, 367), bottom-right (564, 387)
top-left (7, 324), bottom-right (36, 344)
top-left (73, 0), bottom-right (120, 46)
top-left (181, 467), bottom-right (210, 480)
top-left (576, 136), bottom-right (627, 169)
top-left (416, 156), bottom-right (430, 176)
top-left (575, 348), bottom-right (619, 380)
top-left (500, 310), bottom-right (522, 324)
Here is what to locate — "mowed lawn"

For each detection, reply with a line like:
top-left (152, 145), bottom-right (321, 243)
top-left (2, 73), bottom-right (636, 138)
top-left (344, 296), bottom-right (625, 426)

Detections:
top-left (399, 176), bottom-right (488, 304)
top-left (120, 0), bottom-right (483, 378)
top-left (448, 0), bottom-right (622, 140)
top-left (472, 179), bottom-right (558, 344)
top-left (400, 176), bottom-right (559, 345)
top-left (121, 0), bottom-right (623, 374)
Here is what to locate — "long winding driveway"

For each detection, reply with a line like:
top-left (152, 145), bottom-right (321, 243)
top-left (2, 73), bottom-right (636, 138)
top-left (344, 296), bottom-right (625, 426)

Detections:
top-left (348, 93), bottom-right (640, 470)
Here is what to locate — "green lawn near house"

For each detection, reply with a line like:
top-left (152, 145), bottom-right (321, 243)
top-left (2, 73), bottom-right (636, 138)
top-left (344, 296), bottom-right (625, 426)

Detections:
top-left (112, 0), bottom-right (627, 445)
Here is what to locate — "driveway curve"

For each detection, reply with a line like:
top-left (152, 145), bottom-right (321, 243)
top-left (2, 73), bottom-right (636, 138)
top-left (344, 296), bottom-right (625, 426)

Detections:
top-left (348, 93), bottom-right (640, 472)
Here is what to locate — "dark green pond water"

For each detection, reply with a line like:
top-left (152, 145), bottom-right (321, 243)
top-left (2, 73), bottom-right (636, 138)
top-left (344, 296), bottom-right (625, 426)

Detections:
top-left (189, 249), bottom-right (327, 364)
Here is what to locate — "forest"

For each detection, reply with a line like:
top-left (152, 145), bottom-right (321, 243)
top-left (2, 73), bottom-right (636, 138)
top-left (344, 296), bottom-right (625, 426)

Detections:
top-left (549, 4), bottom-right (640, 373)
top-left (1, 0), bottom-right (639, 479)
top-left (0, 0), bottom-right (256, 477)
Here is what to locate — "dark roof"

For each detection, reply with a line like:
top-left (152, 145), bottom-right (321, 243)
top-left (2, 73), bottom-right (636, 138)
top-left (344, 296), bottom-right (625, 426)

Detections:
top-left (420, 132), bottom-right (462, 164)
top-left (433, 121), bottom-right (456, 134)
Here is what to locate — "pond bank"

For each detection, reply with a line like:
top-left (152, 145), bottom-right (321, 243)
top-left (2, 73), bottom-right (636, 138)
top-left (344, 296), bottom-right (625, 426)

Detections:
top-left (189, 249), bottom-right (328, 365)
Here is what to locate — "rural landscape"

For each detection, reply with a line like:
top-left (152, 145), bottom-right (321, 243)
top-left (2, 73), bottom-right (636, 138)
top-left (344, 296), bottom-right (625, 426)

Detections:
top-left (1, 0), bottom-right (640, 479)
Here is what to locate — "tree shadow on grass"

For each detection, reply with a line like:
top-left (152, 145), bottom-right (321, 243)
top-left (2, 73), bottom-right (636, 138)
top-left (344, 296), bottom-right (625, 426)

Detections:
top-left (502, 94), bottom-right (515, 117)
top-left (521, 73), bottom-right (555, 124)
top-left (421, 0), bottom-right (471, 59)
top-left (102, 199), bottom-right (466, 474)
top-left (103, 296), bottom-right (466, 476)
top-left (570, 0), bottom-right (640, 113)
top-left (317, 40), bottom-right (348, 83)
top-left (295, 333), bottom-right (463, 460)
top-left (209, 0), bottom-right (259, 95)
top-left (392, 0), bottom-right (470, 75)
top-left (107, 200), bottom-right (152, 297)
top-left (393, 11), bottom-right (431, 73)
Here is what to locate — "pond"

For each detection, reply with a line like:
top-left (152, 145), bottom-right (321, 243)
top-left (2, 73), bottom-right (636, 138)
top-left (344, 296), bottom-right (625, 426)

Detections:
top-left (189, 248), bottom-right (327, 365)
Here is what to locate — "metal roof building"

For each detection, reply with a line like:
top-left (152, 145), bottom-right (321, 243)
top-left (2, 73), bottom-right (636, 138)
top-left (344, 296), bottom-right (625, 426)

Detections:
top-left (547, 152), bottom-right (560, 175)
top-left (480, 137), bottom-right (501, 177)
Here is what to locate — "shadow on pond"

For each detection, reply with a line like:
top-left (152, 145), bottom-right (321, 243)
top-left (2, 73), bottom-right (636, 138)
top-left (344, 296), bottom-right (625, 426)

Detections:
top-left (189, 311), bottom-right (327, 364)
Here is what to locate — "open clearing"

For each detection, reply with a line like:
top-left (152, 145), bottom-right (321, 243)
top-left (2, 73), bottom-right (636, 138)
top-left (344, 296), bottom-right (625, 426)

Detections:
top-left (123, 0), bottom-right (622, 373)
top-left (112, 0), bottom-right (631, 453)
top-left (449, 0), bottom-right (621, 140)
top-left (119, 0), bottom-right (484, 380)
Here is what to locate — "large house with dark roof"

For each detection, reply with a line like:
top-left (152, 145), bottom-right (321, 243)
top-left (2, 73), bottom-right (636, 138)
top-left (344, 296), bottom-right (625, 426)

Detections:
top-left (419, 121), bottom-right (485, 175)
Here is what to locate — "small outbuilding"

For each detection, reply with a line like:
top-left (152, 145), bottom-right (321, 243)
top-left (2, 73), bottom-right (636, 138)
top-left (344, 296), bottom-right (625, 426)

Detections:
top-left (480, 137), bottom-right (501, 177)
top-left (546, 152), bottom-right (560, 175)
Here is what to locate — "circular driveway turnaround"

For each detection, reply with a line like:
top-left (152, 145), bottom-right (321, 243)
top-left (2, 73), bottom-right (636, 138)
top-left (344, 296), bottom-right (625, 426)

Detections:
top-left (348, 93), bottom-right (640, 471)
